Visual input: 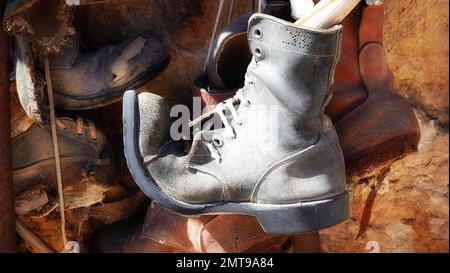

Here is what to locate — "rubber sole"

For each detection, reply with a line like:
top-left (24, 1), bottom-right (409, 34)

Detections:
top-left (53, 54), bottom-right (170, 110)
top-left (123, 90), bottom-right (349, 234)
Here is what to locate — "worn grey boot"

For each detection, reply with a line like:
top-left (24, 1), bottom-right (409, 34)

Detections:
top-left (47, 34), bottom-right (169, 110)
top-left (123, 13), bottom-right (349, 234)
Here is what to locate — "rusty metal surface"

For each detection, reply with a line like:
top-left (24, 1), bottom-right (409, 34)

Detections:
top-left (0, 0), bottom-right (17, 253)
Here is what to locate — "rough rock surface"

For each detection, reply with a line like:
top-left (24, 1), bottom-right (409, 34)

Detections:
top-left (22, 0), bottom-right (447, 253)
top-left (321, 111), bottom-right (449, 253)
top-left (319, 0), bottom-right (449, 253)
top-left (384, 0), bottom-right (449, 127)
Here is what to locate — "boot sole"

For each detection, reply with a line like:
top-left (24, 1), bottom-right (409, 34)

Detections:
top-left (52, 54), bottom-right (170, 110)
top-left (123, 90), bottom-right (349, 234)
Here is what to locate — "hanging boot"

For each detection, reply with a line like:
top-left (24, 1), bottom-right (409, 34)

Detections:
top-left (10, 86), bottom-right (114, 195)
top-left (46, 33), bottom-right (169, 110)
top-left (188, 4), bottom-right (299, 250)
top-left (123, 13), bottom-right (349, 234)
top-left (325, 2), bottom-right (420, 176)
top-left (194, 1), bottom-right (421, 178)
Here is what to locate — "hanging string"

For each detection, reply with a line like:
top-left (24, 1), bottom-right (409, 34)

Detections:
top-left (44, 52), bottom-right (68, 253)
top-left (227, 0), bottom-right (236, 24)
top-left (202, 0), bottom-right (225, 75)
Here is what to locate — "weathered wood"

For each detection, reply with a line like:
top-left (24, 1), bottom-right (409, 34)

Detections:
top-left (290, 0), bottom-right (315, 20)
top-left (0, 0), bottom-right (18, 253)
top-left (295, 0), bottom-right (361, 28)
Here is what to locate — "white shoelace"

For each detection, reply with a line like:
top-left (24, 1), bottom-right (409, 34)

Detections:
top-left (215, 90), bottom-right (245, 139)
top-left (189, 90), bottom-right (247, 161)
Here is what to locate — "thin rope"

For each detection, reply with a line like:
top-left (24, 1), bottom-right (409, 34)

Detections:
top-left (227, 0), bottom-right (236, 24)
top-left (44, 53), bottom-right (68, 253)
top-left (202, 0), bottom-right (225, 75)
top-left (258, 0), bottom-right (263, 12)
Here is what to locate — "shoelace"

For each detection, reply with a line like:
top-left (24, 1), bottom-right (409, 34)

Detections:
top-left (190, 90), bottom-right (246, 138)
top-left (215, 90), bottom-right (245, 139)
top-left (188, 90), bottom-right (249, 163)
top-left (55, 116), bottom-right (98, 140)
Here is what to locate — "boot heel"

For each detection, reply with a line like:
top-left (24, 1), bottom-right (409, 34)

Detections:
top-left (254, 192), bottom-right (349, 234)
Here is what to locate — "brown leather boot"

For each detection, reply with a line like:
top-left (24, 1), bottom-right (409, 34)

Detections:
top-left (94, 203), bottom-right (289, 253)
top-left (326, 3), bottom-right (420, 177)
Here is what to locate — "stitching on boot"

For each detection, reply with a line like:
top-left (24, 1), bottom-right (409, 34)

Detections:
top-left (188, 164), bottom-right (230, 201)
top-left (249, 139), bottom-right (321, 203)
top-left (249, 39), bottom-right (335, 57)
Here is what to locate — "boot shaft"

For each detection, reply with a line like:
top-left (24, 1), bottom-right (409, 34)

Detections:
top-left (244, 14), bottom-right (342, 142)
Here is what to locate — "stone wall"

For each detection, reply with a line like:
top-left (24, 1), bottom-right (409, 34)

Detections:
top-left (321, 0), bottom-right (449, 253)
top-left (77, 0), bottom-right (448, 253)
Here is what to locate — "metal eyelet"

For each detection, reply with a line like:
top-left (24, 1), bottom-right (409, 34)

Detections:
top-left (253, 28), bottom-right (263, 39)
top-left (244, 100), bottom-right (252, 108)
top-left (254, 47), bottom-right (263, 58)
top-left (212, 136), bottom-right (223, 147)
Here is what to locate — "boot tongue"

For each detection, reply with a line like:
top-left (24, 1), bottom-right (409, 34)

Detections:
top-left (188, 129), bottom-right (227, 165)
top-left (110, 36), bottom-right (147, 82)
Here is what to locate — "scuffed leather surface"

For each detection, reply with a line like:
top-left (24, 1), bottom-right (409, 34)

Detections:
top-left (256, 126), bottom-right (346, 203)
top-left (137, 14), bottom-right (346, 204)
